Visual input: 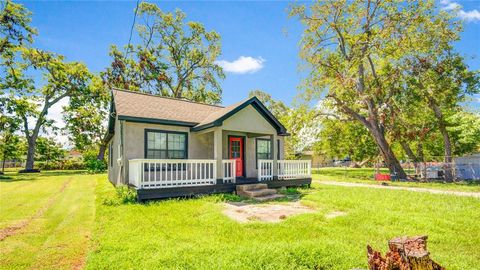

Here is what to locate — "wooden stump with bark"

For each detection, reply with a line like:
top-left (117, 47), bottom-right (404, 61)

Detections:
top-left (367, 235), bottom-right (445, 270)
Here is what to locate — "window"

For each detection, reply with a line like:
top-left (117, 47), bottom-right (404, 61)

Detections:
top-left (145, 130), bottom-right (187, 159)
top-left (256, 138), bottom-right (272, 168)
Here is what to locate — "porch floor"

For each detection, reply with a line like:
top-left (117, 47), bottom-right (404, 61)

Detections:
top-left (136, 178), bottom-right (312, 201)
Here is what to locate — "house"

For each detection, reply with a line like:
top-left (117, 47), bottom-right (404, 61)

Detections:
top-left (105, 89), bottom-right (312, 200)
top-left (66, 149), bottom-right (82, 160)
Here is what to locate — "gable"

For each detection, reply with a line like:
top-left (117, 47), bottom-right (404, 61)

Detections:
top-left (221, 104), bottom-right (276, 134)
top-left (191, 97), bottom-right (288, 135)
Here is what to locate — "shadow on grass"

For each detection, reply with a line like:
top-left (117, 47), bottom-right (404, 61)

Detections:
top-left (0, 170), bottom-right (96, 183)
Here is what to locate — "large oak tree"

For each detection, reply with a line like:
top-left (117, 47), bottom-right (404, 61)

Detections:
top-left (102, 2), bottom-right (225, 104)
top-left (291, 0), bottom-right (471, 179)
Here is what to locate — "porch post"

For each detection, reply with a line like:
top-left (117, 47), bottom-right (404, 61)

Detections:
top-left (271, 134), bottom-right (278, 179)
top-left (214, 127), bottom-right (223, 182)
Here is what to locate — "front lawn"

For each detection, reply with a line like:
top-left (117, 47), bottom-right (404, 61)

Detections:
top-left (87, 175), bottom-right (480, 269)
top-left (314, 167), bottom-right (480, 192)
top-left (1, 171), bottom-right (479, 269)
top-left (0, 171), bottom-right (98, 270)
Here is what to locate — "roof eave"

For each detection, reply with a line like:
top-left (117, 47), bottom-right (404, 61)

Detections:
top-left (117, 115), bottom-right (199, 127)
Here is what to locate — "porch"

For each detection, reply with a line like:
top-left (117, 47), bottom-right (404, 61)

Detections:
top-left (128, 159), bottom-right (312, 200)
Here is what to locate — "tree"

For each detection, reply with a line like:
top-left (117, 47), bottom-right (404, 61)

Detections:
top-left (0, 115), bottom-right (23, 173)
top-left (0, 0), bottom-right (36, 55)
top-left (2, 47), bottom-right (93, 171)
top-left (35, 137), bottom-right (66, 166)
top-left (63, 76), bottom-right (110, 159)
top-left (291, 0), bottom-right (464, 179)
top-left (404, 52), bottom-right (480, 181)
top-left (102, 2), bottom-right (225, 104)
top-left (315, 118), bottom-right (378, 164)
top-left (449, 111), bottom-right (480, 156)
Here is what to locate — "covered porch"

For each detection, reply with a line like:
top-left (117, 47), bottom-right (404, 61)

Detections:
top-left (128, 158), bottom-right (311, 200)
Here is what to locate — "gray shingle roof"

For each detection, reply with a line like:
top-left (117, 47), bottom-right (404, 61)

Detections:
top-left (110, 88), bottom-right (287, 135)
top-left (112, 89), bottom-right (224, 125)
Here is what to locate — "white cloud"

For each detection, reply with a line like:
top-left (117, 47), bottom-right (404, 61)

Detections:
top-left (442, 2), bottom-right (460, 11)
top-left (216, 56), bottom-right (265, 74)
top-left (440, 0), bottom-right (480, 22)
top-left (458, 9), bottom-right (480, 22)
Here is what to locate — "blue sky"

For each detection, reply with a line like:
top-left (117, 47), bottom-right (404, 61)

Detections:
top-left (19, 0), bottom-right (480, 107)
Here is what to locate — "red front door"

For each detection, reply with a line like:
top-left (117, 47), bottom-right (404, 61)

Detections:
top-left (229, 137), bottom-right (243, 177)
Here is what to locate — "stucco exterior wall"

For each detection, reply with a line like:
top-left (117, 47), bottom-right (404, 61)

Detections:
top-left (122, 122), bottom-right (214, 183)
top-left (107, 116), bottom-right (122, 185)
top-left (107, 104), bottom-right (287, 184)
top-left (221, 105), bottom-right (277, 134)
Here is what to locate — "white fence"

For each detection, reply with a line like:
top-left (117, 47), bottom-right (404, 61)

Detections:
top-left (258, 160), bottom-right (274, 181)
top-left (129, 159), bottom-right (312, 189)
top-left (129, 159), bottom-right (217, 189)
top-left (222, 160), bottom-right (236, 183)
top-left (258, 159), bottom-right (312, 181)
top-left (277, 160), bottom-right (311, 180)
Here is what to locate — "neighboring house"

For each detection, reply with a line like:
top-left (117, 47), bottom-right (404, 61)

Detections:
top-left (66, 149), bottom-right (82, 160)
top-left (105, 89), bottom-right (312, 200)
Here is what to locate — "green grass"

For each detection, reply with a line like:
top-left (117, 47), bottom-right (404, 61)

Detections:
top-left (314, 167), bottom-right (480, 192)
top-left (86, 176), bottom-right (480, 270)
top-left (1, 171), bottom-right (480, 269)
top-left (0, 171), bottom-right (98, 270)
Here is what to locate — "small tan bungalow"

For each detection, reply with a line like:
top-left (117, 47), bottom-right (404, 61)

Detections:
top-left (105, 89), bottom-right (311, 200)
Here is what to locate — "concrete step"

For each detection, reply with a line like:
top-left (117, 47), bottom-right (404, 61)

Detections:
top-left (236, 183), bottom-right (268, 192)
top-left (238, 188), bottom-right (277, 198)
top-left (254, 194), bottom-right (285, 202)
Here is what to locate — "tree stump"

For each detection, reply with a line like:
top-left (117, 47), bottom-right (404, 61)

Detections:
top-left (367, 235), bottom-right (445, 270)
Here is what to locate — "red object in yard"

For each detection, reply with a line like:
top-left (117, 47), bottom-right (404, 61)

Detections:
top-left (375, 173), bottom-right (391, 181)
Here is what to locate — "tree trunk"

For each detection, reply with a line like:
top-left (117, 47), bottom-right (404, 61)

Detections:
top-left (97, 142), bottom-right (107, 161)
top-left (367, 235), bottom-right (445, 270)
top-left (429, 100), bottom-right (453, 182)
top-left (417, 143), bottom-right (424, 162)
top-left (25, 135), bottom-right (37, 171)
top-left (1, 158), bottom-right (5, 174)
top-left (400, 140), bottom-right (418, 162)
top-left (370, 126), bottom-right (407, 180)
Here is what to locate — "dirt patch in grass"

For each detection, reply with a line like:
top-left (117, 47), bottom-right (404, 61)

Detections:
top-left (222, 202), bottom-right (316, 223)
top-left (0, 179), bottom-right (71, 241)
top-left (325, 210), bottom-right (347, 219)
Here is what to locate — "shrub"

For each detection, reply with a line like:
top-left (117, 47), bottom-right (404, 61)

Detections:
top-left (215, 193), bottom-right (242, 202)
top-left (102, 185), bottom-right (137, 205)
top-left (36, 159), bottom-right (86, 170)
top-left (62, 159), bottom-right (85, 170)
top-left (83, 150), bottom-right (106, 173)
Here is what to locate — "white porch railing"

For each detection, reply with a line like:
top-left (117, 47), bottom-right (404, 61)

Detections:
top-left (258, 159), bottom-right (312, 181)
top-left (222, 160), bottom-right (236, 183)
top-left (277, 160), bottom-right (311, 180)
top-left (258, 160), bottom-right (274, 181)
top-left (129, 159), bottom-right (216, 189)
